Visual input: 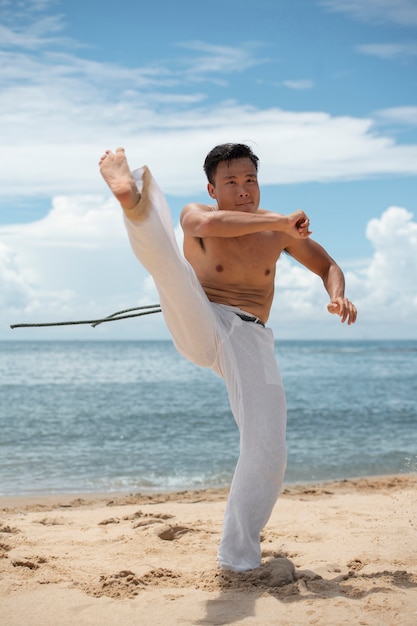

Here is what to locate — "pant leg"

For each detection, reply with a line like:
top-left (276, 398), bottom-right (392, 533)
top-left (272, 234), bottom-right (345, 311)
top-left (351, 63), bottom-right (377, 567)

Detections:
top-left (123, 168), bottom-right (286, 571)
top-left (216, 314), bottom-right (287, 572)
top-left (123, 166), bottom-right (221, 368)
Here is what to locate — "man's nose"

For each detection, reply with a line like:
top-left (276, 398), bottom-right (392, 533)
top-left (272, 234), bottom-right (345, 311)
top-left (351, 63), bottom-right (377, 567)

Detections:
top-left (237, 185), bottom-right (249, 196)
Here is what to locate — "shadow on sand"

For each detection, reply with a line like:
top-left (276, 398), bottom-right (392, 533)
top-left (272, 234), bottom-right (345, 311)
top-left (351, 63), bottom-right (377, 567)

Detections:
top-left (195, 556), bottom-right (416, 625)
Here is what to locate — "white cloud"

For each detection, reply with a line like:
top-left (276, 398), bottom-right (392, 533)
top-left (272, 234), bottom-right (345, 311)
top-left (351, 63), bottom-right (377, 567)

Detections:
top-left (3, 194), bottom-right (123, 247)
top-left (320, 0), bottom-right (417, 27)
top-left (270, 206), bottom-right (417, 338)
top-left (1, 192), bottom-right (187, 340)
top-left (1, 3), bottom-right (416, 200)
top-left (1, 193), bottom-right (164, 338)
top-left (177, 41), bottom-right (266, 78)
top-left (2, 199), bottom-right (416, 340)
top-left (0, 0), bottom-right (75, 50)
top-left (0, 242), bottom-right (32, 310)
top-left (356, 43), bottom-right (417, 59)
top-left (283, 79), bottom-right (314, 90)
top-left (363, 207), bottom-right (417, 310)
top-left (375, 106), bottom-right (417, 125)
top-left (2, 103), bottom-right (417, 199)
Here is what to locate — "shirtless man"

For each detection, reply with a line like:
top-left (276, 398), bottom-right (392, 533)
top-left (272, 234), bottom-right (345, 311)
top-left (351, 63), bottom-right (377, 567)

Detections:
top-left (100, 143), bottom-right (357, 572)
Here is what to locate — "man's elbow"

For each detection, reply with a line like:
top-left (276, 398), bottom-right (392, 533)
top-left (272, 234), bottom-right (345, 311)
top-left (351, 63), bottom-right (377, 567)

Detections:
top-left (323, 263), bottom-right (345, 286)
top-left (181, 211), bottom-right (212, 238)
top-left (194, 217), bottom-right (216, 238)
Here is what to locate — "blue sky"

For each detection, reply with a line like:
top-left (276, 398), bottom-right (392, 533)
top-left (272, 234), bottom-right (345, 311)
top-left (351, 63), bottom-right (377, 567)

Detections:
top-left (1, 0), bottom-right (416, 340)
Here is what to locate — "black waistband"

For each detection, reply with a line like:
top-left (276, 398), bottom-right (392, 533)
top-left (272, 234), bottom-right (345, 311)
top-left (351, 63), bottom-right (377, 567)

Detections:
top-left (235, 313), bottom-right (265, 327)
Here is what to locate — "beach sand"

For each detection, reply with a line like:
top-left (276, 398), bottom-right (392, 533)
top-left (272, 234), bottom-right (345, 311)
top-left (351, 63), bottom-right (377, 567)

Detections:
top-left (1, 474), bottom-right (416, 625)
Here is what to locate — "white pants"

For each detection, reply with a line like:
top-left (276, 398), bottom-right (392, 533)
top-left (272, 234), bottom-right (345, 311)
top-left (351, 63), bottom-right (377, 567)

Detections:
top-left (124, 166), bottom-right (287, 572)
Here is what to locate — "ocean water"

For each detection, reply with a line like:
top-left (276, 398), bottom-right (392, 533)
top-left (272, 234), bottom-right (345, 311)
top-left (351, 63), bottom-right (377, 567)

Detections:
top-left (1, 340), bottom-right (416, 496)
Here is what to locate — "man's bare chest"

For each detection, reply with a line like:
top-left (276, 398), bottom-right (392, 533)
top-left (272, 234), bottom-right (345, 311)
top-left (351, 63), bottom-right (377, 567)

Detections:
top-left (205, 231), bottom-right (281, 264)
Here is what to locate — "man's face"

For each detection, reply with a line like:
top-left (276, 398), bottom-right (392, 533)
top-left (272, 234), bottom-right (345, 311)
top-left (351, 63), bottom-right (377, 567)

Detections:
top-left (207, 158), bottom-right (260, 212)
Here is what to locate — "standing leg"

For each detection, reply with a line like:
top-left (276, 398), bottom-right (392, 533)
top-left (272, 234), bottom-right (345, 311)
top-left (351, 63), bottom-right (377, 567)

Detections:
top-left (217, 317), bottom-right (287, 572)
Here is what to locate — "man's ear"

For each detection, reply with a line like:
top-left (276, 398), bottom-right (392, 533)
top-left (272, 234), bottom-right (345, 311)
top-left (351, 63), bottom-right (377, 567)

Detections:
top-left (207, 183), bottom-right (216, 199)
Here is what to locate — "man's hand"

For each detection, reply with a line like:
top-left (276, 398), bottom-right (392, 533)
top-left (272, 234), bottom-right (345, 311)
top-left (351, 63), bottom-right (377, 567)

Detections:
top-left (285, 210), bottom-right (312, 239)
top-left (327, 297), bottom-right (357, 325)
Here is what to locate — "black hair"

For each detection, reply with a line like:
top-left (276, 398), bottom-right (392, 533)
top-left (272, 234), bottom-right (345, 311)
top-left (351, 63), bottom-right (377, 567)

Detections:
top-left (203, 143), bottom-right (259, 185)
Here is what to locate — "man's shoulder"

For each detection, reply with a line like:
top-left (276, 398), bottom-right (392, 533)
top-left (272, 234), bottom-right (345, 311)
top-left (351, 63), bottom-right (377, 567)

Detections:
top-left (180, 202), bottom-right (217, 227)
top-left (182, 202), bottom-right (217, 213)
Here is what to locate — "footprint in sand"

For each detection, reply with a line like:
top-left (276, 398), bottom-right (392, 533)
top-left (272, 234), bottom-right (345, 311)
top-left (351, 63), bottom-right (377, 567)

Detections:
top-left (347, 558), bottom-right (365, 572)
top-left (118, 509), bottom-right (192, 541)
top-left (150, 523), bottom-right (191, 540)
top-left (12, 556), bottom-right (48, 570)
top-left (193, 558), bottom-right (297, 593)
top-left (34, 517), bottom-right (68, 526)
top-left (0, 542), bottom-right (12, 557)
top-left (98, 517), bottom-right (120, 526)
top-left (92, 570), bottom-right (146, 598)
top-left (87, 568), bottom-right (181, 599)
top-left (0, 524), bottom-right (21, 535)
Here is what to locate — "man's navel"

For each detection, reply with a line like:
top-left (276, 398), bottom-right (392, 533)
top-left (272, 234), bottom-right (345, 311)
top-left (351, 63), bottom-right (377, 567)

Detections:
top-left (265, 268), bottom-right (271, 276)
top-left (216, 264), bottom-right (224, 272)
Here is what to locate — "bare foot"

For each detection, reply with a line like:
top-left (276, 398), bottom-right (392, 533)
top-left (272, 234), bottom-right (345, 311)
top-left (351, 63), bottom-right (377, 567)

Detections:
top-left (99, 147), bottom-right (141, 210)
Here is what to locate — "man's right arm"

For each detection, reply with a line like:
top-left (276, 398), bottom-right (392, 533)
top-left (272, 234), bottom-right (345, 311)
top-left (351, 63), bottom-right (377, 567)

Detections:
top-left (180, 203), bottom-right (312, 239)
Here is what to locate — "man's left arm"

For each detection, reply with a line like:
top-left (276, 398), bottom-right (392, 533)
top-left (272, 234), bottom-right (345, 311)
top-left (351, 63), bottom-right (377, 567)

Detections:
top-left (284, 238), bottom-right (357, 325)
